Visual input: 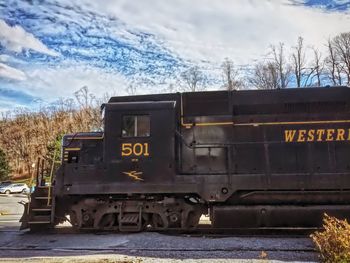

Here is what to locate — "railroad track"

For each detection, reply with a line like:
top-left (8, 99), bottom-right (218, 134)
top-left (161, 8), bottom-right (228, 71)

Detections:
top-left (31, 224), bottom-right (318, 236)
top-left (166, 224), bottom-right (319, 237)
top-left (0, 246), bottom-right (316, 253)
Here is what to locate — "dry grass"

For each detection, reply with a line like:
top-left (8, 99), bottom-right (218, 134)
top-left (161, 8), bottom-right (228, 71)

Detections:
top-left (310, 214), bottom-right (350, 263)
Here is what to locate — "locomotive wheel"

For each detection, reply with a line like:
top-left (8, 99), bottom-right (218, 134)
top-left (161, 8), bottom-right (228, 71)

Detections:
top-left (151, 213), bottom-right (168, 230)
top-left (78, 209), bottom-right (94, 228)
top-left (168, 212), bottom-right (181, 227)
top-left (142, 213), bottom-right (151, 230)
top-left (99, 213), bottom-right (116, 229)
top-left (185, 211), bottom-right (201, 229)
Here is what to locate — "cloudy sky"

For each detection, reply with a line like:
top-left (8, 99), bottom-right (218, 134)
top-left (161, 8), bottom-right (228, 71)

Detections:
top-left (0, 0), bottom-right (349, 111)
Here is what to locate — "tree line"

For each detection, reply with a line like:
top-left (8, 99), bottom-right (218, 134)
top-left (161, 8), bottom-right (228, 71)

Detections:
top-left (0, 32), bottom-right (349, 180)
top-left (0, 87), bottom-right (102, 180)
top-left (179, 32), bottom-right (350, 92)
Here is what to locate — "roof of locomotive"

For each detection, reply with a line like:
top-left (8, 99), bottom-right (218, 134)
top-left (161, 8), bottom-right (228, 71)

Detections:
top-left (107, 86), bottom-right (350, 105)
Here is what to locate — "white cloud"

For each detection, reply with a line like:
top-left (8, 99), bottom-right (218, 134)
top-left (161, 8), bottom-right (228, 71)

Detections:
top-left (0, 19), bottom-right (59, 56)
top-left (1, 0), bottom-right (350, 111)
top-left (0, 100), bottom-right (19, 114)
top-left (21, 63), bottom-right (129, 101)
top-left (334, 0), bottom-right (350, 4)
top-left (0, 62), bottom-right (26, 81)
top-left (82, 0), bottom-right (350, 65)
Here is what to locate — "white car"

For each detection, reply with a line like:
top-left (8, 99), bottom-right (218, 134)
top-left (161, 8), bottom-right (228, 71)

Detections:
top-left (0, 183), bottom-right (30, 194)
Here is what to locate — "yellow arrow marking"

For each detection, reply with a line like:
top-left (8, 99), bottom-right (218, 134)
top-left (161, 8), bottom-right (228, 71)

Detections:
top-left (122, 170), bottom-right (144, 181)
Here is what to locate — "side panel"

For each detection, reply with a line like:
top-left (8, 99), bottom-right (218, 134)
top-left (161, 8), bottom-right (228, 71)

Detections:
top-left (179, 87), bottom-right (350, 193)
top-left (104, 102), bottom-right (176, 183)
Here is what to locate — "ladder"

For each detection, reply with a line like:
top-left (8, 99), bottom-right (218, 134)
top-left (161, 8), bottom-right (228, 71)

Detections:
top-left (21, 151), bottom-right (57, 230)
top-left (27, 185), bottom-right (53, 228)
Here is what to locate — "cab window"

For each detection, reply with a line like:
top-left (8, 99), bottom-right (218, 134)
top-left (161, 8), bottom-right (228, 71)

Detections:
top-left (122, 115), bottom-right (150, 137)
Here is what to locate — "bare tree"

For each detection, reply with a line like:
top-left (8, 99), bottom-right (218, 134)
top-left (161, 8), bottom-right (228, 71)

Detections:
top-left (310, 48), bottom-right (324, 86)
top-left (221, 58), bottom-right (244, 90)
top-left (325, 38), bottom-right (344, 86)
top-left (270, 43), bottom-right (291, 89)
top-left (249, 61), bottom-right (279, 90)
top-left (159, 82), bottom-right (179, 94)
top-left (332, 32), bottom-right (350, 85)
top-left (74, 86), bottom-right (95, 109)
top-left (291, 37), bottom-right (307, 87)
top-left (180, 66), bottom-right (204, 92)
top-left (0, 97), bottom-right (104, 178)
top-left (126, 83), bottom-right (137, 95)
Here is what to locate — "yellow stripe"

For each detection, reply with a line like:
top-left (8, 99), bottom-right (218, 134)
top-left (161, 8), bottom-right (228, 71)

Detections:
top-left (195, 121), bottom-right (234, 126)
top-left (64, 148), bottom-right (80, 151)
top-left (66, 136), bottom-right (103, 140)
top-left (236, 119), bottom-right (350, 126)
top-left (181, 119), bottom-right (350, 127)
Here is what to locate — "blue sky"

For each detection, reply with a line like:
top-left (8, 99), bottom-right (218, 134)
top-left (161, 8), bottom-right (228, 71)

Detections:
top-left (0, 0), bottom-right (349, 112)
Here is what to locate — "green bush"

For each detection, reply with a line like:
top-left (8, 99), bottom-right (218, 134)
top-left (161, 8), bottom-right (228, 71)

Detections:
top-left (311, 214), bottom-right (350, 263)
top-left (0, 148), bottom-right (11, 181)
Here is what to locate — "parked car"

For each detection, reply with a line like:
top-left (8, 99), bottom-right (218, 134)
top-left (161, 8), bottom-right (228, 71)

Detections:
top-left (0, 183), bottom-right (29, 194)
top-left (0, 181), bottom-right (12, 187)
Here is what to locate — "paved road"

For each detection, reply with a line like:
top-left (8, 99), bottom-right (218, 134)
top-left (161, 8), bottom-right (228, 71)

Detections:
top-left (0, 194), bottom-right (27, 231)
top-left (0, 195), bottom-right (319, 262)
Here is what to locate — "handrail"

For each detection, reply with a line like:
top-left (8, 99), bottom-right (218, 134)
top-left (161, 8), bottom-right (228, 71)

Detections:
top-left (35, 158), bottom-right (40, 187)
top-left (47, 149), bottom-right (57, 206)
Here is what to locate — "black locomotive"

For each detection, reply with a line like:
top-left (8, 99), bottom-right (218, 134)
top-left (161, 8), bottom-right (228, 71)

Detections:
top-left (21, 86), bottom-right (350, 231)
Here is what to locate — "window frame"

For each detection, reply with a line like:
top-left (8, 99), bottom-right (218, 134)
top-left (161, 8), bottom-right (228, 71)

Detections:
top-left (121, 114), bottom-right (151, 138)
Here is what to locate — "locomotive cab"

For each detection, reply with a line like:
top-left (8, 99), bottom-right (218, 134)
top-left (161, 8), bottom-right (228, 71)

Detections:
top-left (103, 101), bottom-right (177, 183)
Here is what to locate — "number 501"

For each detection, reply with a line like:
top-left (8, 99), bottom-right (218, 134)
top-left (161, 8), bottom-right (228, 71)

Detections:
top-left (121, 143), bottom-right (150, 157)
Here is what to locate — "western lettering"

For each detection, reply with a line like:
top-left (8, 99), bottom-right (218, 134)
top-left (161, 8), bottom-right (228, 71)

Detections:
top-left (297, 130), bottom-right (307, 142)
top-left (284, 128), bottom-right (350, 143)
top-left (307, 130), bottom-right (315, 141)
top-left (336, 129), bottom-right (345, 141)
top-left (285, 130), bottom-right (296, 142)
top-left (326, 129), bottom-right (335, 141)
top-left (316, 129), bottom-right (325, 141)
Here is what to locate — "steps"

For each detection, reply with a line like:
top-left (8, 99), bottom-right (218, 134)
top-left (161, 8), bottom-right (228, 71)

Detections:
top-left (118, 207), bottom-right (143, 232)
top-left (27, 186), bottom-right (54, 229)
top-left (29, 216), bottom-right (51, 224)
